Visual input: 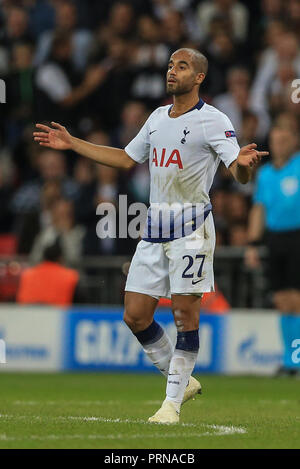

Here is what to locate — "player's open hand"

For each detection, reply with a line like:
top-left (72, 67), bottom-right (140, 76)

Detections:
top-left (33, 122), bottom-right (73, 150)
top-left (237, 143), bottom-right (269, 168)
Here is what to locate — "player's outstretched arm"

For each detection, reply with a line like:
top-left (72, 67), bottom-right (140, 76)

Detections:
top-left (229, 143), bottom-right (269, 184)
top-left (33, 122), bottom-right (136, 170)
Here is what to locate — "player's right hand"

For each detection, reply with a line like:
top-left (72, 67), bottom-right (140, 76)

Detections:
top-left (33, 122), bottom-right (73, 150)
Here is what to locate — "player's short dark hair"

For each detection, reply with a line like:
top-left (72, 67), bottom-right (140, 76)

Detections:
top-left (175, 48), bottom-right (208, 75)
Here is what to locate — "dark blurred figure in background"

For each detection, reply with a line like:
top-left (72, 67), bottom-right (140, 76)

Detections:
top-left (34, 0), bottom-right (93, 72)
top-left (35, 31), bottom-right (105, 126)
top-left (17, 179), bottom-right (62, 254)
top-left (12, 149), bottom-right (78, 218)
top-left (197, 0), bottom-right (249, 44)
top-left (0, 5), bottom-right (33, 52)
top-left (0, 141), bottom-right (15, 233)
top-left (29, 198), bottom-right (85, 267)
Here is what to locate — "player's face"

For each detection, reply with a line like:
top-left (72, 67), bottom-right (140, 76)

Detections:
top-left (166, 52), bottom-right (199, 96)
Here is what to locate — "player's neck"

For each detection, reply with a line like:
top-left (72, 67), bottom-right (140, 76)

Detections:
top-left (170, 93), bottom-right (200, 118)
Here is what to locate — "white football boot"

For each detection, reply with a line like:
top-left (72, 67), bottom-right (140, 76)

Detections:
top-left (182, 376), bottom-right (202, 405)
top-left (148, 377), bottom-right (202, 424)
top-left (148, 400), bottom-right (179, 424)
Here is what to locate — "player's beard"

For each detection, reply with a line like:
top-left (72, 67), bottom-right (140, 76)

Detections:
top-left (166, 81), bottom-right (194, 96)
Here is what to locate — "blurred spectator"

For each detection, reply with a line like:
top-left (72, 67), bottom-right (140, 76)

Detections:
top-left (29, 198), bottom-right (85, 267)
top-left (112, 101), bottom-right (149, 149)
top-left (77, 129), bottom-right (136, 256)
top-left (130, 16), bottom-right (169, 107)
top-left (161, 9), bottom-right (189, 50)
top-left (0, 5), bottom-right (33, 52)
top-left (225, 192), bottom-right (249, 226)
top-left (77, 130), bottom-right (119, 255)
top-left (17, 180), bottom-right (62, 254)
top-left (111, 101), bottom-right (150, 204)
top-left (287, 0), bottom-right (300, 35)
top-left (73, 157), bottom-right (96, 225)
top-left (26, 0), bottom-right (55, 40)
top-left (197, 0), bottom-right (249, 43)
top-left (274, 111), bottom-right (300, 133)
top-left (34, 0), bottom-right (93, 71)
top-left (0, 141), bottom-right (15, 233)
top-left (261, 0), bottom-right (282, 23)
top-left (35, 31), bottom-right (106, 125)
top-left (11, 149), bottom-right (78, 215)
top-left (213, 67), bottom-right (270, 141)
top-left (251, 31), bottom-right (300, 115)
top-left (6, 42), bottom-right (35, 129)
top-left (245, 126), bottom-right (300, 312)
top-left (96, 1), bottom-right (136, 46)
top-left (88, 35), bottom-right (137, 128)
top-left (203, 28), bottom-right (245, 96)
top-left (239, 111), bottom-right (260, 147)
top-left (229, 223), bottom-right (248, 246)
top-left (17, 237), bottom-right (80, 307)
top-left (211, 189), bottom-right (229, 234)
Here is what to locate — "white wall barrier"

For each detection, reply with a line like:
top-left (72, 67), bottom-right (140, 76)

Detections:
top-left (0, 306), bottom-right (64, 371)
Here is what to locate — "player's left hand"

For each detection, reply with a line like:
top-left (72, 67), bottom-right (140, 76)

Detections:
top-left (237, 143), bottom-right (269, 168)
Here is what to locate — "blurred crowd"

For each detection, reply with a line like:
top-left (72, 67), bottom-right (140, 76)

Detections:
top-left (0, 0), bottom-right (300, 267)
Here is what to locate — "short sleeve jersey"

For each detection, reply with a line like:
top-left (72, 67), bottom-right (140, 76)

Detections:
top-left (125, 99), bottom-right (240, 241)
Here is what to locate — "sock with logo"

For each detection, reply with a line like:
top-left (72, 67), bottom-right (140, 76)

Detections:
top-left (165, 330), bottom-right (199, 414)
top-left (134, 320), bottom-right (173, 376)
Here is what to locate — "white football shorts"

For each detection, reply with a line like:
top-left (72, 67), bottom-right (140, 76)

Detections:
top-left (125, 212), bottom-right (215, 299)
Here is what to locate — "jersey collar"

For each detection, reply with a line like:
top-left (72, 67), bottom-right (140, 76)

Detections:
top-left (168, 98), bottom-right (205, 117)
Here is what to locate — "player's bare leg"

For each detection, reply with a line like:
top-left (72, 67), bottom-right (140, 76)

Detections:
top-left (123, 292), bottom-right (173, 376)
top-left (148, 294), bottom-right (202, 424)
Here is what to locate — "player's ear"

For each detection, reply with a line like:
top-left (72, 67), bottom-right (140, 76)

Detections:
top-left (196, 72), bottom-right (205, 85)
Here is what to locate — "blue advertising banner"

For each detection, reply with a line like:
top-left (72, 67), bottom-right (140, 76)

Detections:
top-left (0, 305), bottom-right (290, 374)
top-left (280, 315), bottom-right (300, 369)
top-left (63, 307), bottom-right (226, 373)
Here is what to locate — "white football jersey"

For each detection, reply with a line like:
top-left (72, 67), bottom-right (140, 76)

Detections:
top-left (125, 99), bottom-right (240, 241)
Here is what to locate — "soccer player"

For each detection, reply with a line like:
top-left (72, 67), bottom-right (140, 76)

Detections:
top-left (33, 48), bottom-right (268, 424)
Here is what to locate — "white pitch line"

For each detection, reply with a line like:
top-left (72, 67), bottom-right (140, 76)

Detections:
top-left (0, 414), bottom-right (246, 434)
top-left (0, 414), bottom-right (197, 427)
top-left (258, 399), bottom-right (296, 406)
top-left (0, 429), bottom-right (246, 443)
top-left (204, 424), bottom-right (246, 435)
top-left (13, 400), bottom-right (121, 406)
top-left (13, 400), bottom-right (178, 407)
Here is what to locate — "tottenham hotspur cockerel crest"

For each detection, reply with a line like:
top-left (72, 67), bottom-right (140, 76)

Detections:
top-left (181, 127), bottom-right (190, 144)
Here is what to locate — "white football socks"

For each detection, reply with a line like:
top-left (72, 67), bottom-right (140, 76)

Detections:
top-left (142, 330), bottom-right (173, 377)
top-left (165, 349), bottom-right (198, 414)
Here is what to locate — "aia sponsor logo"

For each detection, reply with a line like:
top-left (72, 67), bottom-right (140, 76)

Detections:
top-left (152, 147), bottom-right (183, 169)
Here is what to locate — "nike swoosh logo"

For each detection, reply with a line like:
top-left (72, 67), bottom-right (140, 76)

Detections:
top-left (191, 278), bottom-right (204, 285)
top-left (149, 130), bottom-right (157, 135)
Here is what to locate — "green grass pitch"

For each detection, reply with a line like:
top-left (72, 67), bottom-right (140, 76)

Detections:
top-left (0, 373), bottom-right (299, 449)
